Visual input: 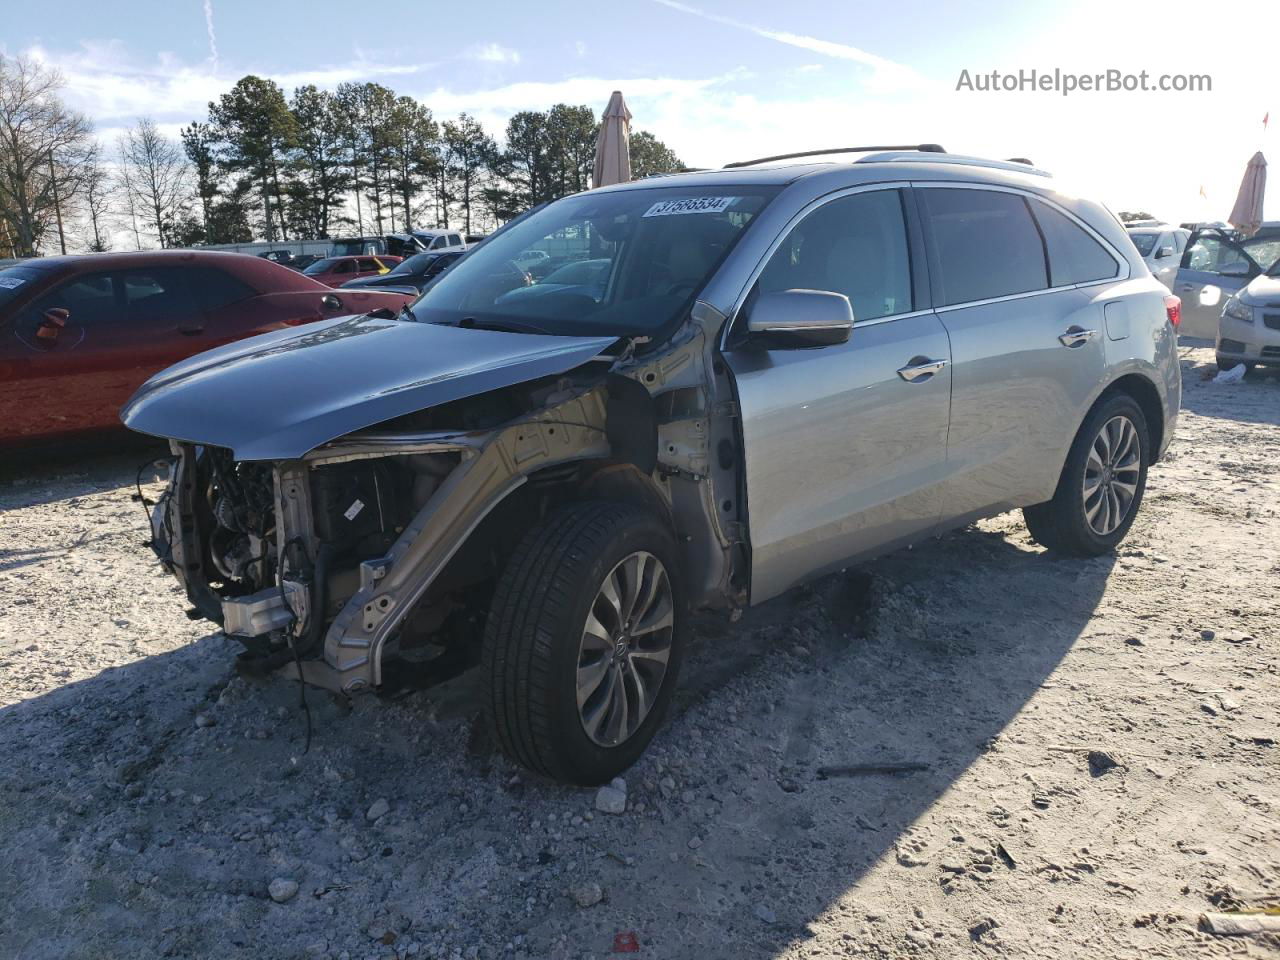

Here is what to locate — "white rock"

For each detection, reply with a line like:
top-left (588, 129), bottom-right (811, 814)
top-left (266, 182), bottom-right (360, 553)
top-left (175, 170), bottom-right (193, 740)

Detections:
top-left (754, 903), bottom-right (777, 924)
top-left (268, 878), bottom-right (299, 903)
top-left (594, 786), bottom-right (627, 815)
top-left (366, 798), bottom-right (390, 821)
top-left (194, 712), bottom-right (215, 728)
top-left (569, 881), bottom-right (603, 908)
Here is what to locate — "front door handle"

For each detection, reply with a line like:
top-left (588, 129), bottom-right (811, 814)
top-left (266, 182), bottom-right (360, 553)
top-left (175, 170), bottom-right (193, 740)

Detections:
top-left (1058, 327), bottom-right (1097, 348)
top-left (1176, 283), bottom-right (1196, 293)
top-left (897, 357), bottom-right (948, 382)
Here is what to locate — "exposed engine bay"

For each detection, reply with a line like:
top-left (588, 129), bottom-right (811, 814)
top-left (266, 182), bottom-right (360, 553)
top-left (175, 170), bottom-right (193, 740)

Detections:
top-left (146, 305), bottom-right (746, 697)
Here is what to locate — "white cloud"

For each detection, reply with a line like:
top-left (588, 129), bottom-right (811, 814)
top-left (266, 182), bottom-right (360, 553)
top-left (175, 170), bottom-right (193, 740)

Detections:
top-left (468, 43), bottom-right (520, 65)
top-left (575, 41), bottom-right (587, 59)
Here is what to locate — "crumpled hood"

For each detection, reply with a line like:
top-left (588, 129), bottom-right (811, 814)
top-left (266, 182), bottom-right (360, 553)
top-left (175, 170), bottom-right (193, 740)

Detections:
top-left (1242, 274), bottom-right (1280, 303)
top-left (121, 315), bottom-right (616, 460)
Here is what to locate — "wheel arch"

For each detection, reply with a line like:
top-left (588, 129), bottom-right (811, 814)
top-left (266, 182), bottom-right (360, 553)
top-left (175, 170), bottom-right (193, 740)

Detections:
top-left (1097, 372), bottom-right (1165, 458)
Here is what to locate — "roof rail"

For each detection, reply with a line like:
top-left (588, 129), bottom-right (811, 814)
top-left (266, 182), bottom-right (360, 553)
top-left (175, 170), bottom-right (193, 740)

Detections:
top-left (723, 143), bottom-right (946, 169)
top-left (854, 151), bottom-right (1053, 178)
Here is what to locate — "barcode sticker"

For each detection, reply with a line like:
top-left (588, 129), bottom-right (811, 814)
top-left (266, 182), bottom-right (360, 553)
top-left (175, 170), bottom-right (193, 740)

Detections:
top-left (344, 499), bottom-right (365, 522)
top-left (642, 196), bottom-right (739, 218)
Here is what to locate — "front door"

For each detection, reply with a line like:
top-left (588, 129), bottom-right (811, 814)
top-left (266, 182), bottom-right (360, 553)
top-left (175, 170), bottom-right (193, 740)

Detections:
top-left (722, 187), bottom-right (952, 604)
top-left (1174, 229), bottom-right (1260, 338)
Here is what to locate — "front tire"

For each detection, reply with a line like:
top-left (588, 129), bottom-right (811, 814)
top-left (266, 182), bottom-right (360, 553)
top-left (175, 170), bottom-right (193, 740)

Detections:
top-left (481, 501), bottom-right (686, 785)
top-left (1023, 393), bottom-right (1150, 556)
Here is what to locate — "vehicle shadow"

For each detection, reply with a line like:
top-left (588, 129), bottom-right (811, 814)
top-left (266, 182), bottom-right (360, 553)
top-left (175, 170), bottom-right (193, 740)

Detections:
top-left (0, 519), bottom-right (1110, 959)
top-left (0, 442), bottom-right (167, 508)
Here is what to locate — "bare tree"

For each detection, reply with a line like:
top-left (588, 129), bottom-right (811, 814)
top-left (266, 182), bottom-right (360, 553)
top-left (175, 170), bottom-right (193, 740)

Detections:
top-left (80, 144), bottom-right (114, 252)
top-left (0, 54), bottom-right (94, 256)
top-left (117, 118), bottom-right (189, 248)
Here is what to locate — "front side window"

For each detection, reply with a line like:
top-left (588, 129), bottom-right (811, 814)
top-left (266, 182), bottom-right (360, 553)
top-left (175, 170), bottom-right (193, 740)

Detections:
top-left (21, 273), bottom-right (118, 333)
top-left (414, 185), bottom-right (778, 337)
top-left (1183, 235), bottom-right (1253, 275)
top-left (921, 188), bottom-right (1048, 305)
top-left (449, 234), bottom-right (462, 246)
top-left (1028, 198), bottom-right (1118, 285)
top-left (754, 189), bottom-right (912, 323)
top-left (431, 236), bottom-right (447, 250)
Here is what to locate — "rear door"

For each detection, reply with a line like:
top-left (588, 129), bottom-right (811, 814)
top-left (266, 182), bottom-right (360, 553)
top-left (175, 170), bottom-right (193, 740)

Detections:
top-left (917, 186), bottom-right (1124, 520)
top-left (723, 186), bottom-right (953, 603)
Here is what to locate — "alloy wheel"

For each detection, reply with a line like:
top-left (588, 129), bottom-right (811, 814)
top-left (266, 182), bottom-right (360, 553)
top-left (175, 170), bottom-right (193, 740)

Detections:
top-left (576, 550), bottom-right (674, 747)
top-left (1082, 415), bottom-right (1141, 536)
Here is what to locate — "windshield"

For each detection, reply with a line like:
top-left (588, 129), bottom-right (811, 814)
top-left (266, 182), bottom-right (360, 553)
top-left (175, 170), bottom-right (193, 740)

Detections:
top-left (412, 185), bottom-right (779, 337)
top-left (0, 265), bottom-right (47, 309)
top-left (304, 258), bottom-right (339, 275)
top-left (1127, 232), bottom-right (1157, 256)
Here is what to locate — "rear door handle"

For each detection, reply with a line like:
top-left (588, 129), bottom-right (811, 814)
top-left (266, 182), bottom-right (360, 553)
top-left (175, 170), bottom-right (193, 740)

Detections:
top-left (897, 357), bottom-right (948, 382)
top-left (1058, 327), bottom-right (1097, 348)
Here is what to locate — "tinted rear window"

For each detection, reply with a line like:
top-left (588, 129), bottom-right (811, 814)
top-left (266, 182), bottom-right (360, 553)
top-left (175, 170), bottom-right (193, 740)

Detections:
top-left (921, 189), bottom-right (1047, 305)
top-left (1030, 199), bottom-right (1118, 285)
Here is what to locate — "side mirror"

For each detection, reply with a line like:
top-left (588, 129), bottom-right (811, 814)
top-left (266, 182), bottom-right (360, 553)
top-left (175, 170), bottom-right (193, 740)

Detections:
top-left (321, 294), bottom-right (343, 312)
top-left (746, 289), bottom-right (854, 347)
top-left (1156, 245), bottom-right (1174, 259)
top-left (36, 307), bottom-right (69, 347)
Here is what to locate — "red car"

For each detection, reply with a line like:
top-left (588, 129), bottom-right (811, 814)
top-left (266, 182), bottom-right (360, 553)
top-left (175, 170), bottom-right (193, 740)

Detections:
top-left (301, 254), bottom-right (402, 287)
top-left (0, 251), bottom-right (417, 448)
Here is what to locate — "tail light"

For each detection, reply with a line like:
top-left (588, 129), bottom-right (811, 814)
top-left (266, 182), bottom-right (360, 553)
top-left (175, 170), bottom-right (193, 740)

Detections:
top-left (1164, 294), bottom-right (1181, 328)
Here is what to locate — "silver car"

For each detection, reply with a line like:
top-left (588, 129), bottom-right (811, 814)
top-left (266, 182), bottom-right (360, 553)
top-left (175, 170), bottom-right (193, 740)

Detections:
top-left (1216, 264), bottom-right (1280, 371)
top-left (123, 146), bottom-right (1181, 784)
top-left (1125, 224), bottom-right (1189, 290)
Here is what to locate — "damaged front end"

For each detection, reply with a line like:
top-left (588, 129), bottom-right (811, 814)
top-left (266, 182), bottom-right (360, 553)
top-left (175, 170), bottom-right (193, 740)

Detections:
top-left (134, 307), bottom-right (745, 697)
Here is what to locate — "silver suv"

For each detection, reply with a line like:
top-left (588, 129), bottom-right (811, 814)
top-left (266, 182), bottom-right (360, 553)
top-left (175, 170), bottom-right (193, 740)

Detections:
top-left (124, 145), bottom-right (1181, 784)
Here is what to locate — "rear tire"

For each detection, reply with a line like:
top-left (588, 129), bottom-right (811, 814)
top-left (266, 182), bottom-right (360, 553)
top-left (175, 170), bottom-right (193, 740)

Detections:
top-left (481, 500), bottom-right (686, 785)
top-left (1023, 393), bottom-right (1149, 556)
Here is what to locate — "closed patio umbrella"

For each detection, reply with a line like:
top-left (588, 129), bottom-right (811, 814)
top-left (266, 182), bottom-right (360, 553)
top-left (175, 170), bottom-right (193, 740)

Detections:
top-left (1227, 151), bottom-right (1266, 237)
top-left (593, 91), bottom-right (632, 189)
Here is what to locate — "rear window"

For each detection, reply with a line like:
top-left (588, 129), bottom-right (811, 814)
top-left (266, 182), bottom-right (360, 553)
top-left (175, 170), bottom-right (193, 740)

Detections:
top-left (1029, 198), bottom-right (1118, 285)
top-left (304, 258), bottom-right (339, 275)
top-left (921, 188), bottom-right (1047, 305)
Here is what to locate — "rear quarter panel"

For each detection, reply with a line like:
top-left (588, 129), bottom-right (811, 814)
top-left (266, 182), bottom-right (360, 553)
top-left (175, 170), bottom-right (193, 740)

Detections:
top-left (1093, 277), bottom-right (1180, 459)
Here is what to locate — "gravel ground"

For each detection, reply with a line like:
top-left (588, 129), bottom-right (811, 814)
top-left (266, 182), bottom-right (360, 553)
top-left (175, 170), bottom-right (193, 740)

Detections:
top-left (1, 345), bottom-right (1277, 960)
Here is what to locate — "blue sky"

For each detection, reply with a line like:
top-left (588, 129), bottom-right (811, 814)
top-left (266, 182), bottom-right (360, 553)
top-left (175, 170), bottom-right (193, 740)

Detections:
top-left (6, 0), bottom-right (1277, 222)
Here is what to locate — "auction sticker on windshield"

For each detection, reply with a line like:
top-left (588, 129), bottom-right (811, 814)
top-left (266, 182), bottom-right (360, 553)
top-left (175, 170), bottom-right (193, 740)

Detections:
top-left (0, 277), bottom-right (25, 289)
top-left (642, 197), bottom-right (739, 218)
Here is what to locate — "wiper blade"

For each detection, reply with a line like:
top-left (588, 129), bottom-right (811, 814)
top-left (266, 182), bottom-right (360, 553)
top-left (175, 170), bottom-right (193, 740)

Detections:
top-left (399, 303), bottom-right (419, 323)
top-left (457, 317), bottom-right (553, 335)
